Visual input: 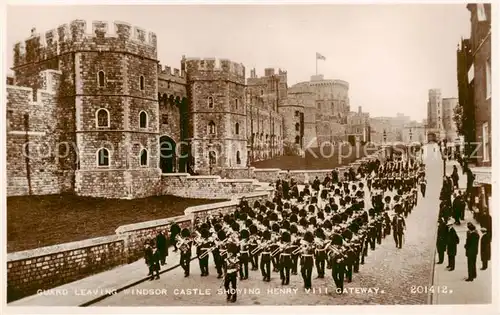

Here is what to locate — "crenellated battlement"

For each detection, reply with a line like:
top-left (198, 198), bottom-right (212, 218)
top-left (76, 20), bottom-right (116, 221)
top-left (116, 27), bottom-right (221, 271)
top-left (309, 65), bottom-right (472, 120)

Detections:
top-left (182, 57), bottom-right (245, 79)
top-left (157, 64), bottom-right (186, 78)
top-left (13, 20), bottom-right (157, 68)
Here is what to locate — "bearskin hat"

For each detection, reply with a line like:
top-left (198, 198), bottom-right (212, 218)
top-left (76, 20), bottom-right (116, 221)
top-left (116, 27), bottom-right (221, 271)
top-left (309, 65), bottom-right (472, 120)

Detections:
top-left (170, 222), bottom-right (181, 234)
top-left (200, 222), bottom-right (209, 231)
top-left (323, 219), bottom-right (333, 230)
top-left (359, 182), bottom-right (364, 189)
top-left (262, 218), bottom-right (270, 228)
top-left (292, 205), bottom-right (299, 214)
top-left (349, 222), bottom-right (360, 234)
top-left (290, 224), bottom-right (299, 234)
top-left (303, 231), bottom-right (314, 243)
top-left (315, 227), bottom-right (325, 239)
top-left (331, 214), bottom-right (342, 224)
top-left (320, 189), bottom-right (328, 199)
top-left (331, 233), bottom-right (343, 246)
top-left (270, 212), bottom-right (279, 222)
top-left (397, 189), bottom-right (403, 196)
top-left (257, 214), bottom-right (264, 222)
top-left (181, 228), bottom-right (190, 238)
top-left (217, 229), bottom-right (226, 241)
top-left (231, 222), bottom-right (240, 232)
top-left (284, 202), bottom-right (290, 209)
top-left (240, 229), bottom-right (250, 239)
top-left (299, 217), bottom-right (308, 227)
top-left (259, 205), bottom-right (267, 213)
top-left (394, 204), bottom-right (403, 214)
top-left (342, 229), bottom-right (353, 241)
top-left (317, 211), bottom-right (325, 220)
top-left (297, 196), bottom-right (304, 203)
top-left (311, 196), bottom-right (318, 204)
top-left (281, 231), bottom-right (291, 243)
top-left (263, 229), bottom-right (271, 240)
top-left (254, 200), bottom-right (261, 209)
top-left (272, 223), bottom-right (280, 233)
top-left (324, 205), bottom-right (332, 214)
top-left (351, 185), bottom-right (357, 191)
top-left (214, 223), bottom-right (222, 232)
top-left (281, 220), bottom-right (291, 230)
top-left (334, 188), bottom-right (341, 195)
top-left (239, 212), bottom-right (248, 222)
top-left (200, 228), bottom-right (210, 239)
top-left (345, 196), bottom-right (352, 204)
top-left (309, 216), bottom-right (317, 226)
top-left (384, 196), bottom-right (391, 204)
top-left (307, 204), bottom-right (314, 213)
top-left (299, 208), bottom-right (307, 218)
top-left (289, 213), bottom-right (298, 223)
top-left (332, 204), bottom-right (339, 212)
top-left (244, 218), bottom-right (252, 228)
top-left (227, 242), bottom-right (238, 254)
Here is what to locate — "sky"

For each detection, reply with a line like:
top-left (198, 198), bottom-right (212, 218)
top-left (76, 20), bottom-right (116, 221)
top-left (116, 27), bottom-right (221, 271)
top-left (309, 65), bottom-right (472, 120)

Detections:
top-left (6, 4), bottom-right (471, 121)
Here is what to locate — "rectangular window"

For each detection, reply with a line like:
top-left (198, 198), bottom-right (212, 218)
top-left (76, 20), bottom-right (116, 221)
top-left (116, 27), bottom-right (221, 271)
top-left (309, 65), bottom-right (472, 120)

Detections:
top-left (161, 114), bottom-right (168, 125)
top-left (486, 58), bottom-right (491, 99)
top-left (482, 123), bottom-right (490, 162)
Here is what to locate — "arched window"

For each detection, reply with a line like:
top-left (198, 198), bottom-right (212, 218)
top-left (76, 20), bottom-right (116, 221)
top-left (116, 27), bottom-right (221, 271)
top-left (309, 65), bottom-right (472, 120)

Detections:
top-left (295, 123), bottom-right (300, 132)
top-left (235, 98), bottom-right (239, 109)
top-left (208, 97), bottom-right (214, 108)
top-left (209, 151), bottom-right (216, 165)
top-left (140, 149), bottom-right (148, 166)
top-left (236, 151), bottom-right (241, 165)
top-left (295, 136), bottom-right (300, 144)
top-left (208, 121), bottom-right (216, 134)
top-left (97, 148), bottom-right (110, 167)
top-left (139, 111), bottom-right (148, 128)
top-left (97, 71), bottom-right (105, 87)
top-left (140, 76), bottom-right (145, 90)
top-left (96, 108), bottom-right (110, 128)
top-left (235, 122), bottom-right (240, 135)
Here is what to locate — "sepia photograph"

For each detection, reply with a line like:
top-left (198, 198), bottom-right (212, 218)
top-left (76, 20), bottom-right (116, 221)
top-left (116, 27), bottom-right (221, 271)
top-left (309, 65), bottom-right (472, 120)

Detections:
top-left (2, 1), bottom-right (496, 313)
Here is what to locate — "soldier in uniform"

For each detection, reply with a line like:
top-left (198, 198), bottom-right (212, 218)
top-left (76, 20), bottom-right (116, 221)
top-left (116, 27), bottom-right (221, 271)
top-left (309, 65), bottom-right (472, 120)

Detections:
top-left (239, 229), bottom-right (250, 280)
top-left (271, 223), bottom-right (281, 272)
top-left (223, 242), bottom-right (240, 303)
top-left (290, 224), bottom-right (300, 275)
top-left (248, 225), bottom-right (260, 270)
top-left (279, 230), bottom-right (294, 285)
top-left (216, 229), bottom-right (228, 278)
top-left (197, 227), bottom-right (212, 276)
top-left (170, 222), bottom-right (181, 252)
top-left (392, 205), bottom-right (406, 249)
top-left (314, 227), bottom-right (328, 279)
top-left (300, 231), bottom-right (315, 289)
top-left (329, 232), bottom-right (346, 293)
top-left (342, 228), bottom-right (355, 283)
top-left (177, 228), bottom-right (192, 277)
top-left (260, 230), bottom-right (273, 282)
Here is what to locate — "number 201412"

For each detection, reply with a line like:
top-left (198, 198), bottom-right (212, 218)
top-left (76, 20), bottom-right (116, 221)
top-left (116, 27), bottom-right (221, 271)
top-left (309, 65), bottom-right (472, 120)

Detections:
top-left (411, 286), bottom-right (449, 294)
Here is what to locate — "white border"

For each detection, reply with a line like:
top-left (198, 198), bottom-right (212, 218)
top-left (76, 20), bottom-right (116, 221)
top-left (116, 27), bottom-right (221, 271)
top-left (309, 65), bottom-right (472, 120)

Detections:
top-left (2, 1), bottom-right (499, 315)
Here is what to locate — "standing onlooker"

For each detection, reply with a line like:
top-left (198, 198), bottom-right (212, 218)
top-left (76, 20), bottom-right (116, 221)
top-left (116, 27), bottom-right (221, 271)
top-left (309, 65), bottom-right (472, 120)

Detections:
top-left (436, 217), bottom-right (448, 264)
top-left (451, 165), bottom-right (459, 189)
top-left (480, 227), bottom-right (491, 270)
top-left (464, 222), bottom-right (480, 281)
top-left (156, 230), bottom-right (168, 266)
top-left (452, 191), bottom-right (465, 225)
top-left (445, 219), bottom-right (459, 271)
top-left (465, 167), bottom-right (476, 210)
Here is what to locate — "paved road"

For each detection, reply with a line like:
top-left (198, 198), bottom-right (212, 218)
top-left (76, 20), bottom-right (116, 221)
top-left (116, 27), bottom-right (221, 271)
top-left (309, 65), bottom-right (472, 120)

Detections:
top-left (94, 146), bottom-right (444, 306)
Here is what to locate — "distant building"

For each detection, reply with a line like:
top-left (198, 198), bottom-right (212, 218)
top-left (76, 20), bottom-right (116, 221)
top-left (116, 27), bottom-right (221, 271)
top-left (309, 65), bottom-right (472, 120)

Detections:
top-left (402, 121), bottom-right (426, 144)
top-left (346, 106), bottom-right (370, 144)
top-left (442, 97), bottom-right (459, 142)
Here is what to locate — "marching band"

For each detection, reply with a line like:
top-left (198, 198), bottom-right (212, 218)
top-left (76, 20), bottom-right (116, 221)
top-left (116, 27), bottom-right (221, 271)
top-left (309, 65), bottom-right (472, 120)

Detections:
top-left (159, 157), bottom-right (425, 303)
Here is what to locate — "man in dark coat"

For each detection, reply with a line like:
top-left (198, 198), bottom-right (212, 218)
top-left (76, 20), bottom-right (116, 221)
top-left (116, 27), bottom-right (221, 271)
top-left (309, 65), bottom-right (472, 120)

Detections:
top-left (445, 219), bottom-right (459, 271)
top-left (451, 165), bottom-right (460, 189)
top-left (156, 230), bottom-right (168, 266)
top-left (480, 227), bottom-right (491, 270)
top-left (169, 223), bottom-right (181, 252)
top-left (464, 222), bottom-right (480, 281)
top-left (436, 218), bottom-right (448, 264)
top-left (452, 193), bottom-right (465, 225)
top-left (282, 179), bottom-right (290, 200)
top-left (392, 205), bottom-right (406, 249)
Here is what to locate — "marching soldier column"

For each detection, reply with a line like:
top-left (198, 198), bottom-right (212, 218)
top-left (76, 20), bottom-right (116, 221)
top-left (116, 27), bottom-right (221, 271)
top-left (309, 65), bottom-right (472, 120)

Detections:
top-left (148, 156), bottom-right (426, 303)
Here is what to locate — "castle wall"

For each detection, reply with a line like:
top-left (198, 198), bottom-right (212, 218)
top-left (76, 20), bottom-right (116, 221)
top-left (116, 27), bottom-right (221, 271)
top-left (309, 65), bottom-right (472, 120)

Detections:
top-left (7, 70), bottom-right (74, 196)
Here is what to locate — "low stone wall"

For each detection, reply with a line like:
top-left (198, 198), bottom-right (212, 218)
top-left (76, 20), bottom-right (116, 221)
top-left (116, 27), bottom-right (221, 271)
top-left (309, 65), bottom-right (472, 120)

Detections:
top-left (7, 235), bottom-right (125, 302)
top-left (6, 190), bottom-right (270, 302)
top-left (160, 173), bottom-right (257, 199)
top-left (116, 215), bottom-right (192, 263)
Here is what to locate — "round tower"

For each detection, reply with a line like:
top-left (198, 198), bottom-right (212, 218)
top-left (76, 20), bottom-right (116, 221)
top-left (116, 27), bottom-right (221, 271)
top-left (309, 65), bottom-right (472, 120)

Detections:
top-left (183, 57), bottom-right (247, 174)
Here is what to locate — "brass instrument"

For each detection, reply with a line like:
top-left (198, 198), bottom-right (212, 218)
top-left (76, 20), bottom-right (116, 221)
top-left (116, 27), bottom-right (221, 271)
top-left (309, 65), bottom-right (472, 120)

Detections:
top-left (199, 237), bottom-right (230, 260)
top-left (251, 240), bottom-right (269, 256)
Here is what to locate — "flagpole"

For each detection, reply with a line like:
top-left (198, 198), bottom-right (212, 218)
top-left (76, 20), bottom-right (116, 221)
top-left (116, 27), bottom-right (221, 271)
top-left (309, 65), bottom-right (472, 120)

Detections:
top-left (316, 55), bottom-right (318, 75)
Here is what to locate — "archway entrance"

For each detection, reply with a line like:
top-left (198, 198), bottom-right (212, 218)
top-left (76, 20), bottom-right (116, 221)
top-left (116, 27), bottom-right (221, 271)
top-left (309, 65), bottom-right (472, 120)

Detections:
top-left (427, 132), bottom-right (437, 143)
top-left (160, 136), bottom-right (176, 173)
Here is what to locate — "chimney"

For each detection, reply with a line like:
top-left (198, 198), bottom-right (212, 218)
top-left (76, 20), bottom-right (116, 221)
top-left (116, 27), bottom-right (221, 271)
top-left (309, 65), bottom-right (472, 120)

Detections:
top-left (358, 106), bottom-right (362, 114)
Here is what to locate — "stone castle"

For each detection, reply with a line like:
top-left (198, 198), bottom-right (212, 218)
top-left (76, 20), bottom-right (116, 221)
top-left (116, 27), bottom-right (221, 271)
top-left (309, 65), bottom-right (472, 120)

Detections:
top-left (6, 20), bottom-right (352, 199)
